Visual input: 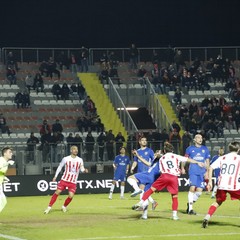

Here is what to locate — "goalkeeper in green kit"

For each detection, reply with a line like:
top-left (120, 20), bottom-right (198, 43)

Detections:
top-left (0, 147), bottom-right (14, 212)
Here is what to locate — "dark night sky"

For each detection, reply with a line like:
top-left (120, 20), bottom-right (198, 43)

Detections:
top-left (1, 0), bottom-right (240, 48)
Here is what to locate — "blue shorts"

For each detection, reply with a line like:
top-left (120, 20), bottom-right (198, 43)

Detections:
top-left (134, 172), bottom-right (160, 191)
top-left (189, 174), bottom-right (205, 189)
top-left (113, 172), bottom-right (126, 182)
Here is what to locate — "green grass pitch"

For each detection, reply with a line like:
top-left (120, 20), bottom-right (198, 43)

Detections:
top-left (0, 191), bottom-right (240, 240)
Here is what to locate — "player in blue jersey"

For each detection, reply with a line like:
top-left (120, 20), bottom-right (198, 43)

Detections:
top-left (108, 146), bottom-right (130, 200)
top-left (182, 134), bottom-right (210, 215)
top-left (128, 136), bottom-right (157, 219)
top-left (130, 136), bottom-right (155, 173)
top-left (210, 147), bottom-right (224, 198)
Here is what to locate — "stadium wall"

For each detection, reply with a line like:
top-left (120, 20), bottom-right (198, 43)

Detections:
top-left (2, 174), bottom-right (215, 197)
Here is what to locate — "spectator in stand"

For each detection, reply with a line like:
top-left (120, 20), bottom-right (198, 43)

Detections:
top-left (25, 72), bottom-right (34, 92)
top-left (203, 119), bottom-right (217, 139)
top-left (169, 129), bottom-right (181, 154)
top-left (76, 115), bottom-right (87, 133)
top-left (74, 133), bottom-right (83, 157)
top-left (39, 60), bottom-right (50, 77)
top-left (80, 46), bottom-right (89, 72)
top-left (26, 132), bottom-right (39, 164)
top-left (108, 51), bottom-right (119, 69)
top-left (97, 131), bottom-right (107, 161)
top-left (34, 72), bottom-right (44, 93)
top-left (0, 113), bottom-right (11, 135)
top-left (82, 96), bottom-right (96, 116)
top-left (22, 91), bottom-right (31, 108)
top-left (48, 57), bottom-right (60, 79)
top-left (61, 83), bottom-right (70, 100)
top-left (85, 131), bottom-right (95, 161)
top-left (129, 43), bottom-right (138, 70)
top-left (100, 66), bottom-right (109, 84)
top-left (127, 132), bottom-right (137, 158)
top-left (152, 51), bottom-right (160, 66)
top-left (233, 110), bottom-right (240, 131)
top-left (174, 50), bottom-right (185, 72)
top-left (49, 131), bottom-right (64, 163)
top-left (6, 51), bottom-right (19, 71)
top-left (173, 88), bottom-right (182, 105)
top-left (66, 133), bottom-right (75, 155)
top-left (6, 65), bottom-right (16, 85)
top-left (40, 120), bottom-right (51, 135)
top-left (56, 51), bottom-right (69, 70)
top-left (159, 128), bottom-right (169, 148)
top-left (14, 91), bottom-right (23, 109)
top-left (69, 53), bottom-right (79, 73)
top-left (106, 129), bottom-right (115, 161)
top-left (182, 131), bottom-right (192, 155)
top-left (100, 52), bottom-right (109, 68)
top-left (69, 83), bottom-right (79, 99)
top-left (40, 132), bottom-right (51, 162)
top-left (115, 132), bottom-right (125, 152)
top-left (171, 120), bottom-right (181, 133)
top-left (77, 82), bottom-right (86, 100)
top-left (137, 65), bottom-right (147, 85)
top-left (51, 82), bottom-right (62, 100)
top-left (52, 119), bottom-right (63, 133)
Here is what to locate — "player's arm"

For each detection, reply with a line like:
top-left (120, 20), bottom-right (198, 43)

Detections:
top-left (132, 149), bottom-right (151, 167)
top-left (204, 158), bottom-right (210, 180)
top-left (126, 164), bottom-right (130, 175)
top-left (53, 159), bottom-right (65, 181)
top-left (206, 166), bottom-right (213, 191)
top-left (130, 161), bottom-right (137, 173)
top-left (187, 158), bottom-right (204, 167)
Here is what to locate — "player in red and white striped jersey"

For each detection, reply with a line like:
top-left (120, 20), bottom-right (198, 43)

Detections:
top-left (44, 145), bottom-right (88, 214)
top-left (134, 142), bottom-right (204, 220)
top-left (202, 141), bottom-right (240, 228)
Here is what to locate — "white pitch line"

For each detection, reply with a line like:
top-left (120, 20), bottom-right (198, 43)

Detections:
top-left (66, 232), bottom-right (240, 240)
top-left (0, 233), bottom-right (26, 240)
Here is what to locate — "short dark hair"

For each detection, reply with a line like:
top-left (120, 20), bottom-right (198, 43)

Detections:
top-left (164, 142), bottom-right (174, 153)
top-left (1, 147), bottom-right (12, 156)
top-left (228, 141), bottom-right (240, 152)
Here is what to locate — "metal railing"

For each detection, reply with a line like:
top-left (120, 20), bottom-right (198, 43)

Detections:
top-left (107, 77), bottom-right (138, 134)
top-left (2, 46), bottom-right (240, 64)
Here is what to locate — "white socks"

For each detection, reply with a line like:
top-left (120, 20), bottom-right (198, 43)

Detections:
top-left (127, 178), bottom-right (140, 191)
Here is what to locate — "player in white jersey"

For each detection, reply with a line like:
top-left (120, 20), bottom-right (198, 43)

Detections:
top-left (134, 142), bottom-right (204, 220)
top-left (0, 147), bottom-right (14, 212)
top-left (44, 145), bottom-right (88, 214)
top-left (202, 141), bottom-right (240, 228)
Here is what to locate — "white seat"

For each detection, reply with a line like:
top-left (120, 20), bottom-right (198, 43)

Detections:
top-left (188, 90), bottom-right (195, 96)
top-left (0, 100), bottom-right (5, 105)
top-left (2, 85), bottom-right (11, 90)
top-left (11, 85), bottom-right (19, 90)
top-left (211, 90), bottom-right (219, 95)
top-left (230, 129), bottom-right (238, 135)
top-left (168, 91), bottom-right (175, 97)
top-left (34, 100), bottom-right (42, 105)
top-left (7, 92), bottom-right (15, 98)
top-left (181, 98), bottom-right (188, 104)
top-left (49, 100), bottom-right (58, 105)
top-left (0, 92), bottom-right (8, 97)
top-left (134, 84), bottom-right (142, 88)
top-left (41, 100), bottom-right (49, 105)
top-left (5, 100), bottom-right (14, 105)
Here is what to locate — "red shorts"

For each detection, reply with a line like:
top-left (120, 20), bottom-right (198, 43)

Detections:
top-left (152, 173), bottom-right (178, 195)
top-left (57, 180), bottom-right (77, 193)
top-left (216, 189), bottom-right (240, 202)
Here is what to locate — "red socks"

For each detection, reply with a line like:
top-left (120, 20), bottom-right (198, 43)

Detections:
top-left (172, 196), bottom-right (178, 211)
top-left (64, 197), bottom-right (73, 207)
top-left (208, 205), bottom-right (217, 216)
top-left (49, 193), bottom-right (58, 207)
top-left (142, 189), bottom-right (154, 201)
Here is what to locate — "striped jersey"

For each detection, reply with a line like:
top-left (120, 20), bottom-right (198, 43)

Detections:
top-left (210, 152), bottom-right (240, 191)
top-left (159, 152), bottom-right (188, 176)
top-left (54, 155), bottom-right (85, 184)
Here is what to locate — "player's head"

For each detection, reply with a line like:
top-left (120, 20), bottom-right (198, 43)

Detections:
top-left (139, 136), bottom-right (147, 147)
top-left (193, 134), bottom-right (203, 146)
top-left (119, 146), bottom-right (126, 154)
top-left (163, 142), bottom-right (174, 153)
top-left (1, 147), bottom-right (13, 160)
top-left (70, 145), bottom-right (78, 156)
top-left (228, 141), bottom-right (240, 153)
top-left (218, 147), bottom-right (224, 156)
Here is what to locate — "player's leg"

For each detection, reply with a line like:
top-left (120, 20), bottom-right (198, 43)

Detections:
top-left (0, 190), bottom-right (7, 213)
top-left (109, 180), bottom-right (116, 199)
top-left (62, 191), bottom-right (75, 212)
top-left (44, 188), bottom-right (62, 214)
top-left (187, 174), bottom-right (198, 214)
top-left (167, 175), bottom-right (179, 220)
top-left (144, 183), bottom-right (158, 210)
top-left (120, 181), bottom-right (125, 199)
top-left (127, 174), bottom-right (142, 197)
top-left (202, 189), bottom-right (225, 228)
